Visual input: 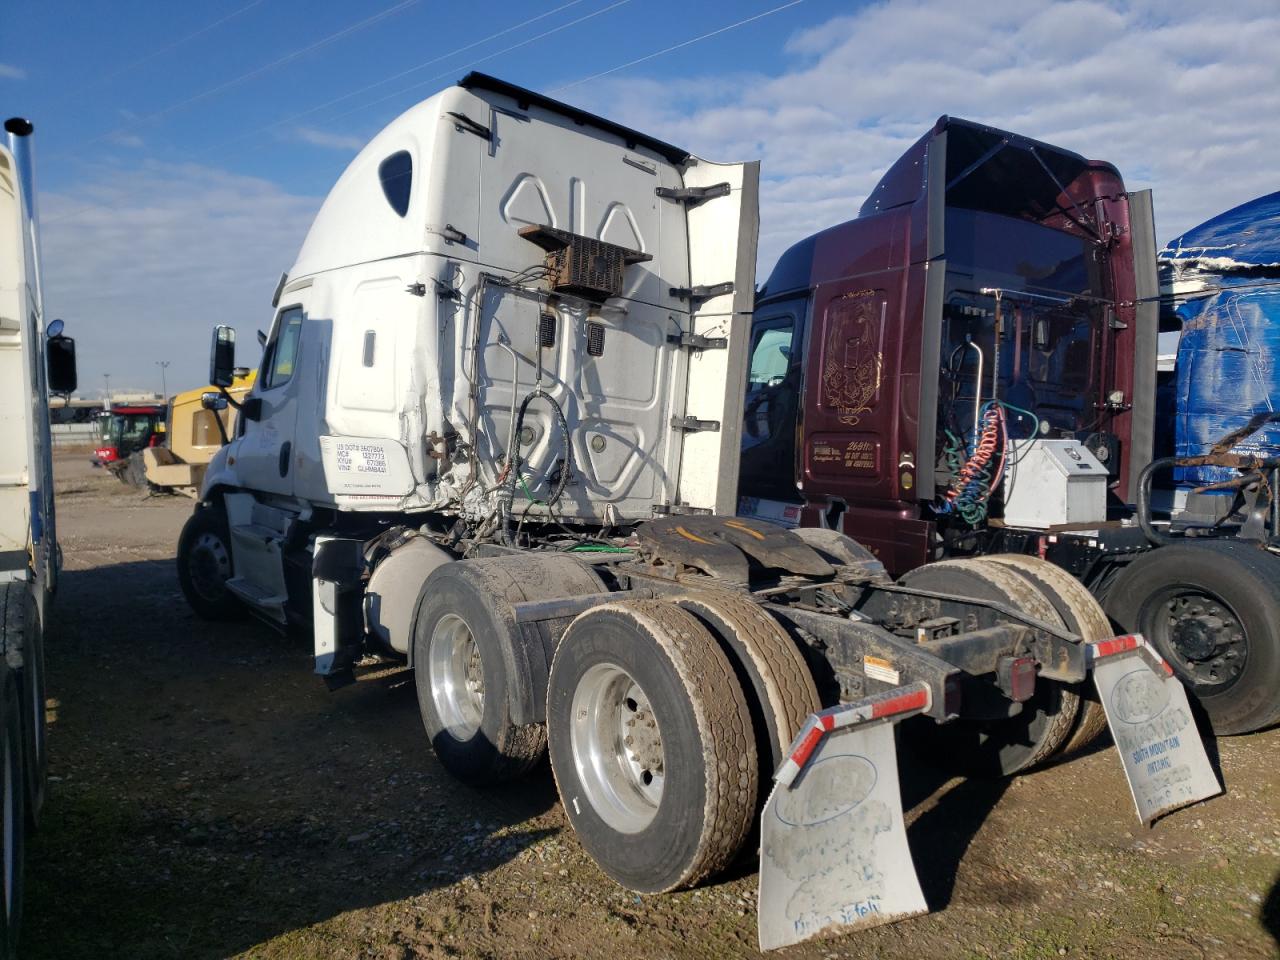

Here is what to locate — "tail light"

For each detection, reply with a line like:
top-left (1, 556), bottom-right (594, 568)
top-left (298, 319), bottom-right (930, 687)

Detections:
top-left (998, 656), bottom-right (1037, 702)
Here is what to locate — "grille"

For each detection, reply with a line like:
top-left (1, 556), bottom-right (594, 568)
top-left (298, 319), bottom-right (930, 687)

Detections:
top-left (539, 313), bottom-right (557, 348)
top-left (586, 322), bottom-right (605, 357)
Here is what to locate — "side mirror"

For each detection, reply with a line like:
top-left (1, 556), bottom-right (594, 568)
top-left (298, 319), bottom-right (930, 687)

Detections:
top-left (210, 325), bottom-right (236, 387)
top-left (200, 391), bottom-right (229, 411)
top-left (47, 333), bottom-right (77, 394)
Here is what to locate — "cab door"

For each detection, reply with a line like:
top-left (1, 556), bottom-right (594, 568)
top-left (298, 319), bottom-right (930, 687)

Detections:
top-left (740, 296), bottom-right (807, 503)
top-left (235, 302), bottom-right (306, 496)
top-left (800, 273), bottom-right (905, 505)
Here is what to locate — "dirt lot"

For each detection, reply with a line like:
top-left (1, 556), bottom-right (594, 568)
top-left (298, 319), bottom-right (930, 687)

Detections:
top-left (21, 451), bottom-right (1280, 959)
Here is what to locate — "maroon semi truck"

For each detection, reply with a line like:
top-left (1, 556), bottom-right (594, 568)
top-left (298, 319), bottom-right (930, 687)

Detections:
top-left (739, 116), bottom-right (1280, 737)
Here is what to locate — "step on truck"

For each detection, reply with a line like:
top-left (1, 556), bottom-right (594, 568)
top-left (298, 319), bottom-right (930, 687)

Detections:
top-left (0, 117), bottom-right (78, 957)
top-left (177, 76), bottom-right (1222, 950)
top-left (739, 116), bottom-right (1280, 739)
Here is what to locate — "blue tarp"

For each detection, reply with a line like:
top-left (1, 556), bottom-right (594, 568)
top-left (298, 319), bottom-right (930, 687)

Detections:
top-left (1161, 192), bottom-right (1280, 488)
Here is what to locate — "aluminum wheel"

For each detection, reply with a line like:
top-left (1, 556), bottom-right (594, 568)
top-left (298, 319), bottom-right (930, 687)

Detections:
top-left (570, 663), bottom-right (664, 834)
top-left (428, 614), bottom-right (485, 741)
top-left (188, 532), bottom-right (232, 603)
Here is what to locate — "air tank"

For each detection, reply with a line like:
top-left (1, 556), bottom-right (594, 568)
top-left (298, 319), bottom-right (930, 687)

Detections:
top-left (1160, 191), bottom-right (1280, 489)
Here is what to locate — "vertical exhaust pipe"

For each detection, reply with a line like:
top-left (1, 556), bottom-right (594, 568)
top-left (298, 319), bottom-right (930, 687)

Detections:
top-left (4, 117), bottom-right (44, 320)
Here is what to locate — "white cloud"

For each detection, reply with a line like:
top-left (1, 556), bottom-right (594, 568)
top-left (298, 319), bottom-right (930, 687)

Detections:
top-left (105, 131), bottom-right (145, 149)
top-left (565, 0), bottom-right (1280, 271)
top-left (40, 163), bottom-right (320, 395)
top-left (0, 64), bottom-right (26, 81)
top-left (290, 126), bottom-right (365, 151)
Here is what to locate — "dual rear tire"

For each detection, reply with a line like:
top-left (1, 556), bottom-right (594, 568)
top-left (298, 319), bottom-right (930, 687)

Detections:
top-left (545, 594), bottom-right (820, 892)
top-left (546, 600), bottom-right (758, 892)
top-left (412, 556), bottom-right (821, 893)
top-left (411, 556), bottom-right (606, 785)
top-left (898, 554), bottom-right (1113, 776)
top-left (415, 549), bottom-right (1120, 892)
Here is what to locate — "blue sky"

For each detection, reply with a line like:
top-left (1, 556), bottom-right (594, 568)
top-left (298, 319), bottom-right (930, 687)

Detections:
top-left (3, 0), bottom-right (1278, 395)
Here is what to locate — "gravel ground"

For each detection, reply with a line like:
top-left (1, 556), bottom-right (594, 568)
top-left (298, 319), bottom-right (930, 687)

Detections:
top-left (21, 452), bottom-right (1280, 959)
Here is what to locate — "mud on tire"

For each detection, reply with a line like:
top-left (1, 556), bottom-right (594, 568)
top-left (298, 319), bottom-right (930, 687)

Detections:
top-left (673, 591), bottom-right (820, 789)
top-left (983, 554), bottom-right (1112, 755)
top-left (547, 600), bottom-right (758, 893)
top-left (412, 555), bottom-right (603, 786)
top-left (899, 558), bottom-right (1080, 777)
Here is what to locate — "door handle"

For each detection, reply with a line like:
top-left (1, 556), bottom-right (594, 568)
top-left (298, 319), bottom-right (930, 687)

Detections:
top-left (279, 441), bottom-right (292, 478)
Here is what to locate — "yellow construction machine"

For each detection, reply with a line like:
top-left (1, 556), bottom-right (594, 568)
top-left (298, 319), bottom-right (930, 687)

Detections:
top-left (122, 369), bottom-right (255, 496)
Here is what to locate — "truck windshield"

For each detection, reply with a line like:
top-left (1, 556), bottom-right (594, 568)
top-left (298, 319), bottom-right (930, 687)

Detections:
top-left (940, 207), bottom-right (1110, 445)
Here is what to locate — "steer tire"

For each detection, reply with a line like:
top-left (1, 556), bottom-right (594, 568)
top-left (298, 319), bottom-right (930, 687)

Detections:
top-left (547, 600), bottom-right (758, 893)
top-left (176, 503), bottom-right (246, 621)
top-left (1105, 541), bottom-right (1280, 735)
top-left (412, 556), bottom-right (602, 786)
top-left (899, 558), bottom-right (1080, 776)
top-left (1, 586), bottom-right (45, 832)
top-left (984, 554), bottom-right (1111, 755)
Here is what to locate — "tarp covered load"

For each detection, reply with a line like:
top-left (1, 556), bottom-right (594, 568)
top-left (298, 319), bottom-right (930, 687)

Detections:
top-left (1160, 191), bottom-right (1280, 487)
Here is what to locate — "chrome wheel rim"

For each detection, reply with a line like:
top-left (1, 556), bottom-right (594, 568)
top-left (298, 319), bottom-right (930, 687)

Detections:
top-left (570, 662), bottom-right (664, 834)
top-left (428, 614), bottom-right (485, 740)
top-left (189, 531), bottom-right (232, 602)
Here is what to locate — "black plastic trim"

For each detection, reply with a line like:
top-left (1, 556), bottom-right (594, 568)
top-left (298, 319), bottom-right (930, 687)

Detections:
top-left (459, 72), bottom-right (690, 165)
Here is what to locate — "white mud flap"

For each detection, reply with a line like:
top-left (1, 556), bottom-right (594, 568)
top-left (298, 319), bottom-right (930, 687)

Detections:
top-left (758, 684), bottom-right (931, 951)
top-left (1092, 634), bottom-right (1223, 825)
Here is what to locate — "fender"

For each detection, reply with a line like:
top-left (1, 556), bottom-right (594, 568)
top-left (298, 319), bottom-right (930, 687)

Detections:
top-left (199, 440), bottom-right (245, 501)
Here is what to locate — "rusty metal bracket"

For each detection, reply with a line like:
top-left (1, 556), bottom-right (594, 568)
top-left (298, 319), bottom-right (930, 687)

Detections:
top-left (655, 182), bottom-right (730, 206)
top-left (669, 281), bottom-right (734, 302)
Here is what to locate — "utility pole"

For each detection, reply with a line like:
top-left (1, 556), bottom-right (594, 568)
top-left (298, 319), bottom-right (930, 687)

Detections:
top-left (102, 373), bottom-right (111, 407)
top-left (156, 360), bottom-right (170, 401)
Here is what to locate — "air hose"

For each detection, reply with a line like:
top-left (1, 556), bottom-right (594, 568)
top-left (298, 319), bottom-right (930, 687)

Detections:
top-left (939, 401), bottom-right (1008, 526)
top-left (498, 385), bottom-right (573, 545)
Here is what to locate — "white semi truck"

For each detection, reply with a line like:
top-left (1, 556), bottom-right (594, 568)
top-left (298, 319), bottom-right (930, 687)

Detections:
top-left (0, 116), bottom-right (77, 957)
top-left (177, 74), bottom-right (1222, 949)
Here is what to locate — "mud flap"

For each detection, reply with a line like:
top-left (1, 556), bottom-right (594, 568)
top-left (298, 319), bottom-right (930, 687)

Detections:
top-left (758, 684), bottom-right (931, 951)
top-left (311, 535), bottom-right (366, 688)
top-left (1091, 634), bottom-right (1222, 824)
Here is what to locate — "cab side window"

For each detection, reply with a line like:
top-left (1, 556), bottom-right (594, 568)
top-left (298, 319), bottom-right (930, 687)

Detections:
top-left (261, 307), bottom-right (304, 390)
top-left (744, 316), bottom-right (798, 448)
top-left (749, 324), bottom-right (793, 387)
